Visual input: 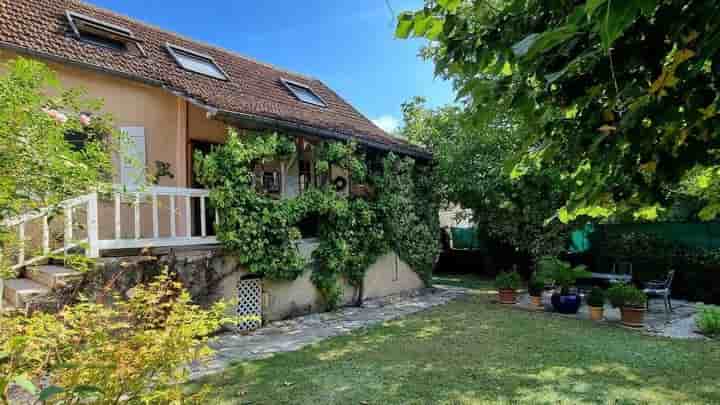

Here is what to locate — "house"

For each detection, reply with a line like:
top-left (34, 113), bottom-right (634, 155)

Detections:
top-left (0, 0), bottom-right (430, 321)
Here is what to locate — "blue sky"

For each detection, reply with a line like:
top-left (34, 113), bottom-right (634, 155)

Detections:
top-left (89, 0), bottom-right (455, 133)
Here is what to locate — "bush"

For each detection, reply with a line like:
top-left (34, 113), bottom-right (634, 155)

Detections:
top-left (528, 277), bottom-right (545, 297)
top-left (607, 283), bottom-right (647, 308)
top-left (537, 256), bottom-right (591, 294)
top-left (0, 270), bottom-right (230, 403)
top-left (494, 271), bottom-right (521, 290)
top-left (696, 304), bottom-right (720, 336)
top-left (587, 287), bottom-right (605, 307)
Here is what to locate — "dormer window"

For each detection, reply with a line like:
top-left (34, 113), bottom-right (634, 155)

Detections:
top-left (166, 44), bottom-right (228, 80)
top-left (281, 79), bottom-right (327, 107)
top-left (66, 11), bottom-right (145, 55)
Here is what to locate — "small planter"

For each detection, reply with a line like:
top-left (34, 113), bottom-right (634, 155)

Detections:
top-left (589, 305), bottom-right (604, 321)
top-left (498, 288), bottom-right (518, 305)
top-left (530, 295), bottom-right (542, 309)
top-left (551, 293), bottom-right (581, 314)
top-left (620, 306), bottom-right (646, 328)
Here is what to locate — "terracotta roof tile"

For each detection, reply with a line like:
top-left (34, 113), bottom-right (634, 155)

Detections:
top-left (0, 0), bottom-right (429, 158)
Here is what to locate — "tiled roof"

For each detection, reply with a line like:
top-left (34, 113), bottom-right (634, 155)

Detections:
top-left (0, 0), bottom-right (430, 159)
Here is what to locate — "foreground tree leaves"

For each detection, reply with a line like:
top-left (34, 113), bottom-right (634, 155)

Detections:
top-left (397, 0), bottom-right (720, 223)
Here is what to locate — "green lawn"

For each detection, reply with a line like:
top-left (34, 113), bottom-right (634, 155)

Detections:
top-left (194, 274), bottom-right (720, 404)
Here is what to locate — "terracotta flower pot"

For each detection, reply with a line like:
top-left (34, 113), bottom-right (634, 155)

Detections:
top-left (498, 288), bottom-right (517, 304)
top-left (530, 295), bottom-right (542, 309)
top-left (620, 306), bottom-right (646, 328)
top-left (589, 305), bottom-right (604, 321)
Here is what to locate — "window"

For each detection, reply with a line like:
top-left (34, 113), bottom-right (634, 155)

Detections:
top-left (281, 79), bottom-right (327, 107)
top-left (66, 11), bottom-right (143, 54)
top-left (166, 44), bottom-right (228, 80)
top-left (261, 171), bottom-right (280, 193)
top-left (299, 160), bottom-right (313, 193)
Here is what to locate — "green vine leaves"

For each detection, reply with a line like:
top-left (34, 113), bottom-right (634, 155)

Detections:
top-left (194, 131), bottom-right (440, 309)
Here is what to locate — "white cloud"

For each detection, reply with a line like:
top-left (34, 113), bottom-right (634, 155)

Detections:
top-left (372, 115), bottom-right (400, 134)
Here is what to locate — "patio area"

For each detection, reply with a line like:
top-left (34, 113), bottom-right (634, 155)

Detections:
top-left (514, 293), bottom-right (704, 339)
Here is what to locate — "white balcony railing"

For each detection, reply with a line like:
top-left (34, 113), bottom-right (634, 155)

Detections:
top-left (2, 186), bottom-right (219, 270)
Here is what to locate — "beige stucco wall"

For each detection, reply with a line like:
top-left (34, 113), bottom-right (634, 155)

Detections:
top-left (362, 252), bottom-right (424, 300)
top-left (210, 243), bottom-right (424, 322)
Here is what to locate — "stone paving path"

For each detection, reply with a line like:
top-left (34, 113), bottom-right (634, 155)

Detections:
top-left (189, 286), bottom-right (468, 380)
top-left (514, 292), bottom-right (705, 339)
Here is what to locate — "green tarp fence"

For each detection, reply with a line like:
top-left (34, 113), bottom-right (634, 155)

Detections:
top-left (570, 222), bottom-right (720, 252)
top-left (450, 227), bottom-right (484, 250)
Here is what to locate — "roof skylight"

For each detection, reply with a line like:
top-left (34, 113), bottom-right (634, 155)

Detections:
top-left (166, 44), bottom-right (228, 80)
top-left (66, 11), bottom-right (143, 54)
top-left (281, 79), bottom-right (327, 107)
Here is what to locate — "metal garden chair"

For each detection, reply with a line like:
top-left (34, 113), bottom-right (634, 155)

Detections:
top-left (643, 270), bottom-right (675, 315)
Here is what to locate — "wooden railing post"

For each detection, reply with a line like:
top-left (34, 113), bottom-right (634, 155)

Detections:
top-left (152, 192), bottom-right (159, 239)
top-left (42, 215), bottom-right (50, 255)
top-left (64, 205), bottom-right (73, 253)
top-left (200, 196), bottom-right (207, 237)
top-left (185, 195), bottom-right (192, 239)
top-left (114, 193), bottom-right (121, 240)
top-left (87, 192), bottom-right (100, 258)
top-left (17, 222), bottom-right (25, 267)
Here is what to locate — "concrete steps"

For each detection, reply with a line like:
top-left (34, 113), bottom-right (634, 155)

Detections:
top-left (3, 278), bottom-right (50, 309)
top-left (27, 265), bottom-right (83, 289)
top-left (2, 265), bottom-right (82, 310)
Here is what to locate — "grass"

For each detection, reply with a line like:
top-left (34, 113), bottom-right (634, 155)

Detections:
top-left (192, 273), bottom-right (720, 404)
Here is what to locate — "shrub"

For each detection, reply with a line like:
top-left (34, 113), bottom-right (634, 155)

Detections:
top-left (494, 271), bottom-right (522, 290)
top-left (696, 304), bottom-right (720, 336)
top-left (528, 277), bottom-right (545, 297)
top-left (587, 287), bottom-right (605, 307)
top-left (537, 256), bottom-right (591, 294)
top-left (0, 270), bottom-right (230, 403)
top-left (607, 283), bottom-right (647, 308)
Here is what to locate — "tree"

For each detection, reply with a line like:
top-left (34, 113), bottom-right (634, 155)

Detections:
top-left (0, 57), bottom-right (124, 276)
top-left (399, 97), bottom-right (570, 259)
top-left (397, 0), bottom-right (720, 223)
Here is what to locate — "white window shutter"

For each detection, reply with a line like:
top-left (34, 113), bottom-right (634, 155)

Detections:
top-left (120, 127), bottom-right (146, 190)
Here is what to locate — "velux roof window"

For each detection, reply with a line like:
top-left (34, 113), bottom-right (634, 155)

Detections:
top-left (66, 11), bottom-right (144, 55)
top-left (166, 44), bottom-right (228, 80)
top-left (281, 79), bottom-right (327, 107)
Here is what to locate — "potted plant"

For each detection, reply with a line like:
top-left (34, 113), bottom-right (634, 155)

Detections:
top-left (587, 287), bottom-right (605, 321)
top-left (528, 277), bottom-right (545, 309)
top-left (537, 256), bottom-right (592, 314)
top-left (607, 283), bottom-right (647, 327)
top-left (494, 271), bottom-right (522, 304)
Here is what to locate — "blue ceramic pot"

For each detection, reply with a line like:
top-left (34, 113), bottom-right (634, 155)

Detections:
top-left (551, 293), bottom-right (581, 314)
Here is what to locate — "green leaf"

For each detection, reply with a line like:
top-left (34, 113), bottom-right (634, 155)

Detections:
top-left (426, 18), bottom-right (445, 40)
top-left (514, 26), bottom-right (580, 59)
top-left (501, 61), bottom-right (513, 77)
top-left (585, 0), bottom-right (608, 19)
top-left (512, 33), bottom-right (540, 57)
top-left (699, 203), bottom-right (720, 221)
top-left (13, 375), bottom-right (38, 395)
top-left (596, 1), bottom-right (642, 51)
top-left (70, 385), bottom-right (103, 398)
top-left (395, 13), bottom-right (414, 39)
top-left (437, 0), bottom-right (461, 13)
top-left (413, 13), bottom-right (432, 36)
top-left (633, 204), bottom-right (663, 221)
top-left (38, 386), bottom-right (64, 401)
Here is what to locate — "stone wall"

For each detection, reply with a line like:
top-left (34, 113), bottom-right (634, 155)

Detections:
top-left (85, 244), bottom-right (424, 322)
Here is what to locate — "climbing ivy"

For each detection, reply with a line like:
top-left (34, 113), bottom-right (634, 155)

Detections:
top-left (374, 154), bottom-right (440, 285)
top-left (195, 129), bottom-right (439, 309)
